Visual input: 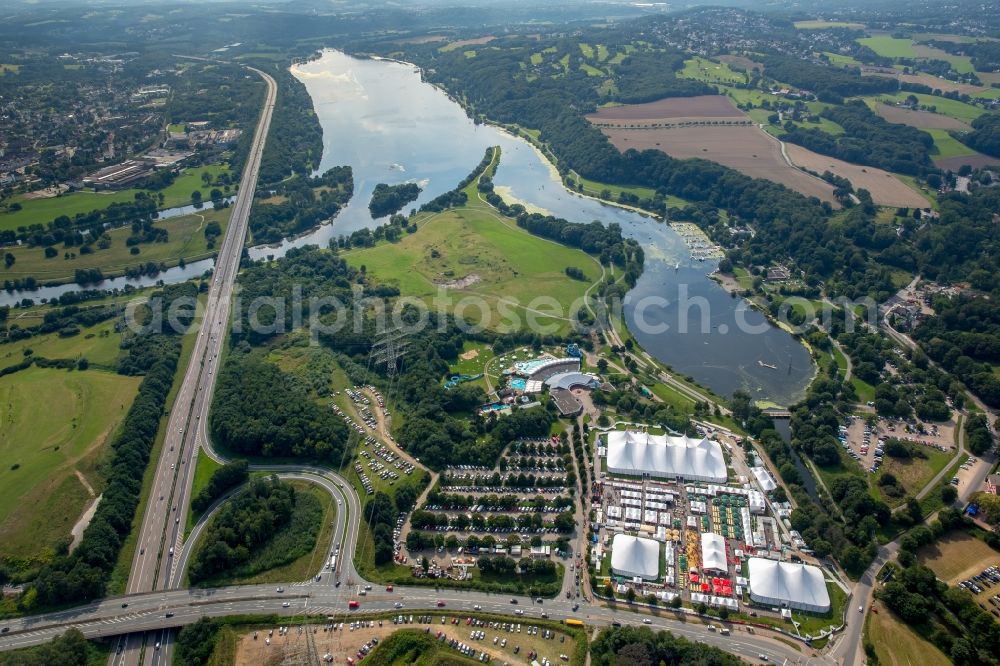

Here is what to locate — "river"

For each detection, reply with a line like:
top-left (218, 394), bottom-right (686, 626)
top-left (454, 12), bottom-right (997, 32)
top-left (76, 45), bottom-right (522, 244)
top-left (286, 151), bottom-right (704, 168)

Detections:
top-left (4, 49), bottom-right (815, 406)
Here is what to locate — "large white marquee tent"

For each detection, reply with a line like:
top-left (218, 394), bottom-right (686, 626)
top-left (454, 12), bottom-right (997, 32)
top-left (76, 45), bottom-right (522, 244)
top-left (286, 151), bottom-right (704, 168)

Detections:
top-left (605, 430), bottom-right (727, 483)
top-left (747, 557), bottom-right (831, 613)
top-left (610, 534), bottom-right (660, 580)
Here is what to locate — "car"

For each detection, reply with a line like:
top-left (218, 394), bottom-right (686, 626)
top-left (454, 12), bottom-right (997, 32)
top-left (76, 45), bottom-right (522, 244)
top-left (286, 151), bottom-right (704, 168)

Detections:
top-left (474, 605), bottom-right (482, 611)
top-left (140, 548), bottom-right (144, 555)
top-left (0, 628), bottom-right (8, 634)
top-left (395, 602), bottom-right (403, 609)
top-left (437, 601), bottom-right (446, 607)
top-left (282, 602), bottom-right (291, 608)
top-left (121, 602), bottom-right (129, 608)
top-left (155, 642), bottom-right (161, 650)
top-left (572, 604), bottom-right (579, 612)
top-left (758, 655), bottom-right (769, 662)
top-left (165, 612), bottom-right (174, 618)
top-left (510, 598), bottom-right (518, 604)
top-left (277, 587), bottom-right (284, 593)
top-left (858, 605), bottom-right (863, 613)
top-left (642, 619), bottom-right (651, 624)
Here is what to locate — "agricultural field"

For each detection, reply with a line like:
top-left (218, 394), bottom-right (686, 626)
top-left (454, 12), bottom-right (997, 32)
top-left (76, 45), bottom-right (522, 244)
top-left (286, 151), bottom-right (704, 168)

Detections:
top-left (0, 163), bottom-right (233, 232)
top-left (342, 201), bottom-right (597, 336)
top-left (587, 96), bottom-right (839, 204)
top-left (918, 531), bottom-right (1000, 584)
top-left (677, 56), bottom-right (745, 84)
top-left (934, 152), bottom-right (1000, 171)
top-left (784, 143), bottom-right (931, 208)
top-left (439, 36), bottom-right (495, 52)
top-left (586, 94), bottom-right (748, 122)
top-left (857, 36), bottom-right (917, 58)
top-left (865, 600), bottom-right (951, 666)
top-left (795, 20), bottom-right (865, 29)
top-left (874, 103), bottom-right (971, 130)
top-left (897, 73), bottom-right (992, 96)
top-left (912, 44), bottom-right (975, 74)
top-left (0, 366), bottom-right (142, 561)
top-left (0, 63), bottom-right (20, 74)
top-left (2, 206), bottom-right (230, 284)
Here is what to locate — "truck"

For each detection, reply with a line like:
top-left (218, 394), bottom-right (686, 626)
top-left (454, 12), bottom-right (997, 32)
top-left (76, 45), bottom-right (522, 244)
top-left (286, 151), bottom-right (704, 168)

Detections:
top-left (563, 619), bottom-right (584, 628)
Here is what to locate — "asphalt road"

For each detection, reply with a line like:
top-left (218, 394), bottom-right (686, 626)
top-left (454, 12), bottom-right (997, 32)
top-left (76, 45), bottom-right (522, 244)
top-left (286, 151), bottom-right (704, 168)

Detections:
top-left (104, 64), bottom-right (278, 666)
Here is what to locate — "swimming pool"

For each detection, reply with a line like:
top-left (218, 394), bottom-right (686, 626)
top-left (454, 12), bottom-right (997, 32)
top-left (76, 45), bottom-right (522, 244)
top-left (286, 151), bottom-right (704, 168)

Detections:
top-left (510, 378), bottom-right (527, 390)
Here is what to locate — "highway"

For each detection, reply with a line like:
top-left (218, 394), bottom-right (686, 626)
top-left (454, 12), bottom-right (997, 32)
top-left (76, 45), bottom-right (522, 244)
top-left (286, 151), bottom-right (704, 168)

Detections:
top-left (107, 64), bottom-right (278, 666)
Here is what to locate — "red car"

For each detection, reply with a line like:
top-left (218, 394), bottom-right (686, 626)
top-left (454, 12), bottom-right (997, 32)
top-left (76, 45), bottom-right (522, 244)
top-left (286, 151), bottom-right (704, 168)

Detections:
top-left (436, 600), bottom-right (446, 607)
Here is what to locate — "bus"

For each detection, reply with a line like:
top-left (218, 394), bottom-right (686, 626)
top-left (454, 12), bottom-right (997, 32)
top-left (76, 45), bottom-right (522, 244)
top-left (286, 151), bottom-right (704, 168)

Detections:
top-left (563, 619), bottom-right (584, 628)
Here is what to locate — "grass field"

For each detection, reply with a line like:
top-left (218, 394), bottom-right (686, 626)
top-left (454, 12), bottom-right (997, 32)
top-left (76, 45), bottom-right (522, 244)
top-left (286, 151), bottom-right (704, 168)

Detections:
top-left (0, 318), bottom-right (125, 370)
top-left (0, 366), bottom-right (141, 561)
top-left (2, 206), bottom-right (230, 284)
top-left (918, 531), bottom-right (1000, 583)
top-left (578, 43), bottom-right (594, 59)
top-left (530, 52), bottom-right (543, 66)
top-left (872, 446), bottom-right (952, 507)
top-left (0, 163), bottom-right (233, 232)
top-left (580, 63), bottom-right (604, 77)
top-left (823, 52), bottom-right (863, 67)
top-left (858, 36), bottom-right (916, 58)
top-left (189, 481), bottom-right (335, 587)
top-left (648, 382), bottom-right (696, 413)
top-left (865, 600), bottom-right (951, 666)
top-left (678, 56), bottom-right (745, 84)
top-left (343, 199), bottom-right (598, 336)
top-left (924, 128), bottom-right (976, 159)
top-left (872, 92), bottom-right (984, 124)
top-left (187, 447), bottom-right (223, 527)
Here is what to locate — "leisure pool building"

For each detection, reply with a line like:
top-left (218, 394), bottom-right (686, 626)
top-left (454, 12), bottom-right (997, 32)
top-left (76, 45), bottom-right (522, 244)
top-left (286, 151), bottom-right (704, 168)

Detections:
top-left (604, 430), bottom-right (727, 483)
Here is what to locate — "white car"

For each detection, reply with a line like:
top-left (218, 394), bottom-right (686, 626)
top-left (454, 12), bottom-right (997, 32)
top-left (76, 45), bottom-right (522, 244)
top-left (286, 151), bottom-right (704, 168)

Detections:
top-left (642, 619), bottom-right (651, 624)
top-left (282, 602), bottom-right (290, 608)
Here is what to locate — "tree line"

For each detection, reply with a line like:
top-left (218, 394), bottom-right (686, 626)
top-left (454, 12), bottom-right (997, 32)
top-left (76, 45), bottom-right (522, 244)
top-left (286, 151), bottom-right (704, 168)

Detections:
top-left (249, 165), bottom-right (353, 243)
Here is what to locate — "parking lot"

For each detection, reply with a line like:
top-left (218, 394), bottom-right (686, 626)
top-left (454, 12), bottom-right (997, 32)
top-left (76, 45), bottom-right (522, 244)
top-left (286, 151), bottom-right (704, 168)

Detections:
top-left (230, 616), bottom-right (573, 666)
top-left (840, 415), bottom-right (955, 475)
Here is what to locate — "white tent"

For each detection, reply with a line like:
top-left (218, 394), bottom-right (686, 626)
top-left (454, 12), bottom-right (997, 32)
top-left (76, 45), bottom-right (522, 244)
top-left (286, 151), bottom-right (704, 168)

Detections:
top-left (701, 532), bottom-right (727, 573)
top-left (747, 557), bottom-right (831, 613)
top-left (610, 534), bottom-right (660, 580)
top-left (751, 466), bottom-right (778, 492)
top-left (605, 431), bottom-right (727, 483)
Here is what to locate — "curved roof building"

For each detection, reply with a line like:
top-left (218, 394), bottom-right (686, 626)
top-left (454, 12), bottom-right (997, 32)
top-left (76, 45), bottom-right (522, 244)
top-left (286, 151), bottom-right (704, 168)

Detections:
top-left (610, 534), bottom-right (660, 580)
top-left (544, 372), bottom-right (600, 391)
top-left (605, 430), bottom-right (727, 483)
top-left (747, 557), bottom-right (831, 613)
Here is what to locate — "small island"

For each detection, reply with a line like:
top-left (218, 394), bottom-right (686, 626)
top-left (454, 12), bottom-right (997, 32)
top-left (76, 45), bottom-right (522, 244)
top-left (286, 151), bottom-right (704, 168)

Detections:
top-left (368, 181), bottom-right (422, 218)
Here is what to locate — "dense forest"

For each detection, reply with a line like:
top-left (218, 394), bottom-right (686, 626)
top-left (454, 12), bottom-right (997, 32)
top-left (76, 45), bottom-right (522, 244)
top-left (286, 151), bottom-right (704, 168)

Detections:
top-left (191, 460), bottom-right (250, 514)
top-left (759, 54), bottom-right (899, 103)
top-left (249, 165), bottom-right (353, 243)
top-left (27, 283), bottom-right (197, 607)
top-left (210, 351), bottom-right (349, 461)
top-left (590, 625), bottom-right (742, 666)
top-left (962, 113), bottom-right (1000, 158)
top-left (913, 295), bottom-right (1000, 407)
top-left (257, 67), bottom-right (324, 186)
top-left (0, 629), bottom-right (92, 666)
top-left (368, 182), bottom-right (422, 218)
top-left (782, 100), bottom-right (934, 176)
top-left (781, 101), bottom-right (934, 175)
top-left (189, 477), bottom-right (304, 583)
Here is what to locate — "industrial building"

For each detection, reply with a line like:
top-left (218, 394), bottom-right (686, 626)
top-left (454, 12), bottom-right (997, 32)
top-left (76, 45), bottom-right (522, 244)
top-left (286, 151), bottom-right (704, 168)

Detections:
top-left (610, 534), bottom-right (660, 581)
top-left (746, 557), bottom-right (831, 613)
top-left (605, 430), bottom-right (727, 483)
